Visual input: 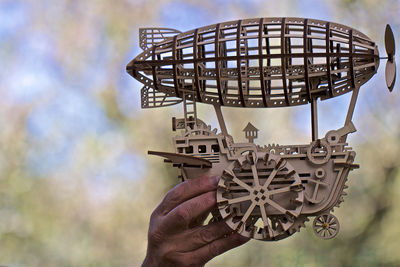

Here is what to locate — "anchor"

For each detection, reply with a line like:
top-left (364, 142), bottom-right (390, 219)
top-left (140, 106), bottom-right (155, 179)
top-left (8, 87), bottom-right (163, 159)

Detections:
top-left (305, 168), bottom-right (329, 204)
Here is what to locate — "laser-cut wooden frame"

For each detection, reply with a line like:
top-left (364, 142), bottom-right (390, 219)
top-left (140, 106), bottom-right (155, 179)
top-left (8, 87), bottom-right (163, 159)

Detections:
top-left (127, 17), bottom-right (395, 241)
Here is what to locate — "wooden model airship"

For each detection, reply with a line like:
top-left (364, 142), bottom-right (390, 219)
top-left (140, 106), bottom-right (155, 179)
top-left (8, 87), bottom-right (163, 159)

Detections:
top-left (127, 17), bottom-right (396, 240)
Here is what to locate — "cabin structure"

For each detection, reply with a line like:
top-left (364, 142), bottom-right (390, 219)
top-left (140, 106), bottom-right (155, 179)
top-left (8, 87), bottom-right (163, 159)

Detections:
top-left (243, 122), bottom-right (259, 143)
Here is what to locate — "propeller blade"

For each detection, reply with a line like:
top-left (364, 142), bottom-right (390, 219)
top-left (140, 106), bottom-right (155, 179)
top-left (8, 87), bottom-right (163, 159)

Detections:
top-left (385, 24), bottom-right (395, 59)
top-left (385, 60), bottom-right (396, 92)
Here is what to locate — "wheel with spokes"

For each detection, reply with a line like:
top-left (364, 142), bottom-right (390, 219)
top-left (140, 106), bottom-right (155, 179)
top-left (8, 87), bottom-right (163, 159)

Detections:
top-left (217, 151), bottom-right (304, 241)
top-left (313, 213), bottom-right (340, 239)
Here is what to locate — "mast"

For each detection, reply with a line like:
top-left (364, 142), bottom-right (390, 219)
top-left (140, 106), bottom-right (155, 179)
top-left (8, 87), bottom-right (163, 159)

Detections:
top-left (213, 104), bottom-right (229, 137)
top-left (182, 91), bottom-right (197, 131)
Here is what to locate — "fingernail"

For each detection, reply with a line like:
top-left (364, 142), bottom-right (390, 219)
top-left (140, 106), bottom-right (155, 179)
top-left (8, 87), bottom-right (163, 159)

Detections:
top-left (211, 176), bottom-right (220, 186)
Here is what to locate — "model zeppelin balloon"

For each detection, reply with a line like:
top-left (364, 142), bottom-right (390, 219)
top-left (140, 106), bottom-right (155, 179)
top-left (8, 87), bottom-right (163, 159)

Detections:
top-left (127, 17), bottom-right (396, 240)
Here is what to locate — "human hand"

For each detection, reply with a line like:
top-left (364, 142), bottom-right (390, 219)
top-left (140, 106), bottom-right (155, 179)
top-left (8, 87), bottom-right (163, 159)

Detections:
top-left (141, 175), bottom-right (249, 267)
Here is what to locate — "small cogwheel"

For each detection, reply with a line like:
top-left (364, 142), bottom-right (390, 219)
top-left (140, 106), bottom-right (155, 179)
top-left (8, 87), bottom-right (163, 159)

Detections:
top-left (313, 213), bottom-right (340, 239)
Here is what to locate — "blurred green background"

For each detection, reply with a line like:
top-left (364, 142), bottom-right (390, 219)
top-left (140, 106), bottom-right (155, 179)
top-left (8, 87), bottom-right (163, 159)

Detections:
top-left (0, 0), bottom-right (399, 266)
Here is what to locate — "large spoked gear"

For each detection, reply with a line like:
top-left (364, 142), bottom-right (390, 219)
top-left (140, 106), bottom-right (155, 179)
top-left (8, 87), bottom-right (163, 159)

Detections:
top-left (217, 151), bottom-right (305, 241)
top-left (313, 213), bottom-right (340, 239)
top-left (286, 215), bottom-right (309, 235)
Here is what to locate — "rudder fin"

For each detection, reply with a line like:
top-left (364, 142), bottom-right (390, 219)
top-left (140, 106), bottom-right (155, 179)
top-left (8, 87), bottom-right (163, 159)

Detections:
top-left (139, 28), bottom-right (181, 50)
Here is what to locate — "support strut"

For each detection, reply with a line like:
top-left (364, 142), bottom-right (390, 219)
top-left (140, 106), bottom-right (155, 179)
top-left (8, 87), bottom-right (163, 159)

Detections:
top-left (311, 97), bottom-right (318, 141)
top-left (214, 104), bottom-right (229, 137)
top-left (341, 84), bottom-right (361, 142)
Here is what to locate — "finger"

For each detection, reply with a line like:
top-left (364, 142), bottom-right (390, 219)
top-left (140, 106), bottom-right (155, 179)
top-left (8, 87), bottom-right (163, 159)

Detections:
top-left (156, 175), bottom-right (219, 216)
top-left (187, 232), bottom-right (250, 265)
top-left (161, 191), bottom-right (217, 232)
top-left (176, 221), bottom-right (234, 252)
top-left (188, 211), bottom-right (210, 228)
top-left (189, 205), bottom-right (221, 228)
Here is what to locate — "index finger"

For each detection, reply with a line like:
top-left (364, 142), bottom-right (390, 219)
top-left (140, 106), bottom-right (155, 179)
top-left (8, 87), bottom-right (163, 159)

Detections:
top-left (155, 175), bottom-right (219, 216)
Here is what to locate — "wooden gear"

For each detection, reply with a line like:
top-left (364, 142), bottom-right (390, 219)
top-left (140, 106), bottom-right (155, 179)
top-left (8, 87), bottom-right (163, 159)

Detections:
top-left (127, 17), bottom-right (396, 241)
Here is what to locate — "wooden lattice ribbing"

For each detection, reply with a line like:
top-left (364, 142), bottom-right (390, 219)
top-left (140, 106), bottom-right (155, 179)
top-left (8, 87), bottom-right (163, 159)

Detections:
top-left (133, 17), bottom-right (378, 108)
top-left (139, 28), bottom-right (181, 50)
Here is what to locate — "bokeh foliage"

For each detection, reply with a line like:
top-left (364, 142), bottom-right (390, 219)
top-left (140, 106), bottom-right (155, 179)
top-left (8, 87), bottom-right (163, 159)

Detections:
top-left (0, 0), bottom-right (399, 266)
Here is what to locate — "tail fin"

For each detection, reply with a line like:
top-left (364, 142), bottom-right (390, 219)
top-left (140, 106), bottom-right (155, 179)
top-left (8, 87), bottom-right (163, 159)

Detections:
top-left (139, 28), bottom-right (181, 50)
top-left (141, 85), bottom-right (182, 108)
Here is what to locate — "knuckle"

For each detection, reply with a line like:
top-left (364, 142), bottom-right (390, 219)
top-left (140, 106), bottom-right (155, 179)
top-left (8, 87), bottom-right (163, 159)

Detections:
top-left (190, 175), bottom-right (216, 193)
top-left (148, 227), bottom-right (164, 243)
top-left (208, 241), bottom-right (221, 258)
top-left (198, 228), bottom-right (215, 244)
top-left (195, 192), bottom-right (216, 214)
top-left (204, 191), bottom-right (217, 206)
top-left (175, 207), bottom-right (191, 224)
top-left (195, 176), bottom-right (212, 189)
top-left (166, 185), bottom-right (185, 203)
